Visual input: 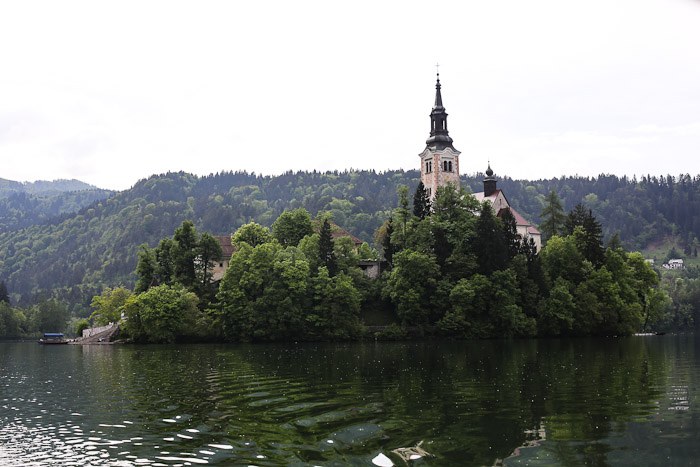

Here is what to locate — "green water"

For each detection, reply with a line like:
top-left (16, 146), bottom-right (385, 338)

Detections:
top-left (1, 336), bottom-right (698, 466)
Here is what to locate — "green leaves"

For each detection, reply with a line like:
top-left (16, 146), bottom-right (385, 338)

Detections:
top-left (123, 284), bottom-right (199, 343)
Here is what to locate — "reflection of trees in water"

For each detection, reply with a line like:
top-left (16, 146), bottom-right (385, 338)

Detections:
top-left (230, 339), bottom-right (669, 465)
top-left (78, 338), bottom-right (671, 465)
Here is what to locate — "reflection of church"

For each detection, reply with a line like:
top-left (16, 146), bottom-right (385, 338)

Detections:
top-left (419, 74), bottom-right (541, 250)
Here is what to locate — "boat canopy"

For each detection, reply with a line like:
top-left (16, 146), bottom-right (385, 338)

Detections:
top-left (43, 333), bottom-right (65, 339)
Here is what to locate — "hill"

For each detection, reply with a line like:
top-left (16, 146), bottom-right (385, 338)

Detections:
top-left (0, 178), bottom-right (99, 197)
top-left (0, 177), bottom-right (114, 232)
top-left (1, 169), bottom-right (699, 313)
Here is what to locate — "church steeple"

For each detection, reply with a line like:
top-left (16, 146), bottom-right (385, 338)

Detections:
top-left (418, 71), bottom-right (461, 202)
top-left (483, 162), bottom-right (498, 197)
top-left (426, 73), bottom-right (455, 151)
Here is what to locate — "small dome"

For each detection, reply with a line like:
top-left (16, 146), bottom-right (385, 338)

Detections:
top-left (485, 164), bottom-right (494, 177)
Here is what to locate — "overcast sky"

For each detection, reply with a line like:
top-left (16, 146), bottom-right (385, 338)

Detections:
top-left (1, 0), bottom-right (699, 190)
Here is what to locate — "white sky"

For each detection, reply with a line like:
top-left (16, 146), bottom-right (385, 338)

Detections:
top-left (1, 0), bottom-right (699, 190)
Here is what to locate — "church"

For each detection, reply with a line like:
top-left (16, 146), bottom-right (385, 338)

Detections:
top-left (419, 74), bottom-right (542, 251)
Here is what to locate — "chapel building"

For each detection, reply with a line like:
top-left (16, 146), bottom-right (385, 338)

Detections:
top-left (418, 74), bottom-right (541, 251)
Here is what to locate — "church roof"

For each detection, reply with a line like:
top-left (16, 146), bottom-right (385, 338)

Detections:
top-left (473, 190), bottom-right (541, 236)
top-left (425, 74), bottom-right (456, 151)
top-left (473, 189), bottom-right (502, 203)
top-left (497, 207), bottom-right (541, 236)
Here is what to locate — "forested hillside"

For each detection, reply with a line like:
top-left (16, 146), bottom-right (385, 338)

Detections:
top-left (0, 177), bottom-right (113, 231)
top-left (0, 178), bottom-right (98, 196)
top-left (1, 169), bottom-right (699, 313)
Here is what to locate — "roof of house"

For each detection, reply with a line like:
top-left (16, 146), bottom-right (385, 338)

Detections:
top-left (214, 235), bottom-right (235, 258)
top-left (473, 189), bottom-right (540, 236)
top-left (330, 224), bottom-right (363, 246)
top-left (472, 189), bottom-right (503, 203)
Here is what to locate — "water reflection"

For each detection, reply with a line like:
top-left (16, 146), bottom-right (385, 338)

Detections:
top-left (1, 336), bottom-right (700, 465)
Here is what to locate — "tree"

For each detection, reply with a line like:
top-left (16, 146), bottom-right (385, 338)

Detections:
top-left (539, 190), bottom-right (566, 242)
top-left (384, 250), bottom-right (440, 326)
top-left (135, 245), bottom-right (157, 293)
top-left (90, 287), bottom-right (132, 325)
top-left (154, 238), bottom-right (176, 286)
top-left (431, 185), bottom-right (479, 280)
top-left (272, 208), bottom-right (314, 247)
top-left (412, 181), bottom-right (431, 220)
top-left (217, 243), bottom-right (310, 341)
top-left (500, 208), bottom-right (521, 259)
top-left (319, 218), bottom-right (338, 276)
top-left (307, 268), bottom-right (362, 339)
top-left (393, 185), bottom-right (411, 250)
top-left (123, 284), bottom-right (200, 343)
top-left (232, 222), bottom-right (274, 248)
top-left (540, 234), bottom-right (589, 286)
top-left (31, 299), bottom-right (69, 333)
top-left (474, 202), bottom-right (508, 275)
top-left (379, 217), bottom-right (395, 267)
top-left (439, 270), bottom-right (535, 338)
top-left (0, 281), bottom-right (9, 304)
top-left (0, 302), bottom-right (24, 338)
top-left (567, 205), bottom-right (605, 267)
top-left (537, 278), bottom-right (575, 336)
top-left (195, 232), bottom-right (223, 304)
top-left (75, 318), bottom-right (90, 338)
top-left (173, 220), bottom-right (199, 288)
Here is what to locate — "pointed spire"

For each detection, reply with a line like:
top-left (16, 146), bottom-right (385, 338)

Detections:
top-left (426, 72), bottom-right (455, 151)
top-left (434, 73), bottom-right (444, 109)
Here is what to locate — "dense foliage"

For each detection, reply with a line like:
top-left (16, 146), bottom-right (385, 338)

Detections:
top-left (108, 190), bottom-right (664, 342)
top-left (0, 177), bottom-right (112, 231)
top-left (377, 185), bottom-right (664, 338)
top-left (2, 169), bottom-right (700, 318)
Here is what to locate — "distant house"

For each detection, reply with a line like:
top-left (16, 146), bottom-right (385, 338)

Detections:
top-left (212, 235), bottom-right (234, 282)
top-left (663, 258), bottom-right (684, 270)
top-left (325, 222), bottom-right (364, 248)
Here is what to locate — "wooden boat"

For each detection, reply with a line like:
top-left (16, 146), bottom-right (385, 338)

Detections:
top-left (38, 333), bottom-right (69, 345)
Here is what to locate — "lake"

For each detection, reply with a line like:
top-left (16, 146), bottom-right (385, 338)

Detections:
top-left (1, 336), bottom-right (699, 466)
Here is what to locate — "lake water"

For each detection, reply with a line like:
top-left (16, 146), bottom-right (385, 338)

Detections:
top-left (1, 336), bottom-right (699, 466)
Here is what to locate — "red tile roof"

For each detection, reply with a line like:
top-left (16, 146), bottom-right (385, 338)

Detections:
top-left (214, 235), bottom-right (235, 258)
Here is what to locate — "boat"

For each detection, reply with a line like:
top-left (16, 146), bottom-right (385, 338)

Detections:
top-left (38, 333), bottom-right (69, 345)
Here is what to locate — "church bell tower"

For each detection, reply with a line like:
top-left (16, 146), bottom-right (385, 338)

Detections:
top-left (419, 73), bottom-right (461, 201)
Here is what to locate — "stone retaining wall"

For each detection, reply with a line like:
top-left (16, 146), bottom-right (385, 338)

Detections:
top-left (82, 323), bottom-right (115, 338)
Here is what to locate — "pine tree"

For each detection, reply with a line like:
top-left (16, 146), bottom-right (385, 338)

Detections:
top-left (173, 220), bottom-right (199, 288)
top-left (567, 204), bottom-right (605, 267)
top-left (319, 218), bottom-right (337, 276)
top-left (539, 190), bottom-right (566, 242)
top-left (135, 245), bottom-right (157, 293)
top-left (565, 204), bottom-right (589, 235)
top-left (500, 208), bottom-right (520, 259)
top-left (381, 217), bottom-right (395, 268)
top-left (412, 181), bottom-right (431, 220)
top-left (474, 202), bottom-right (508, 275)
